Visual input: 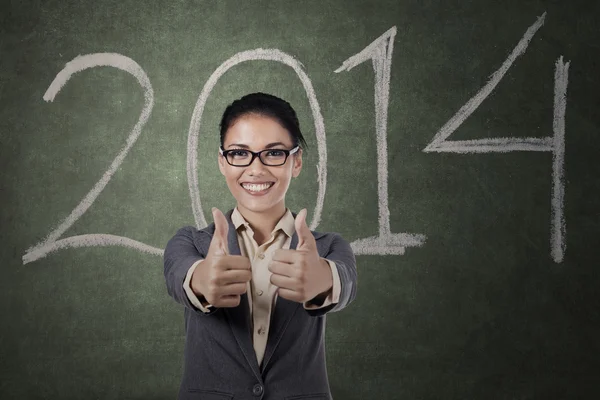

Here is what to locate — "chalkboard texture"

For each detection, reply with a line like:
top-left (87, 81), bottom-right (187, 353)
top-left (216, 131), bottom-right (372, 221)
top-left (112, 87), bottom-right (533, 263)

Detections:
top-left (1, 0), bottom-right (599, 399)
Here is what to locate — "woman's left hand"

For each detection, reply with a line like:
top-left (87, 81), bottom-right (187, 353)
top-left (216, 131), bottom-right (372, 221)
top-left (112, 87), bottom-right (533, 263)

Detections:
top-left (268, 209), bottom-right (333, 303)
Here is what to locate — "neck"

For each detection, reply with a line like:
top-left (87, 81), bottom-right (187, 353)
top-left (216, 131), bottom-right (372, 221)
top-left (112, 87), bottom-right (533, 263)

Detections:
top-left (237, 203), bottom-right (287, 245)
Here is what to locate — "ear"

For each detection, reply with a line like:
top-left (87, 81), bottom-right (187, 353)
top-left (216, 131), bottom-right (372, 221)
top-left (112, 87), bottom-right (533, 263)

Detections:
top-left (218, 152), bottom-right (226, 176)
top-left (292, 148), bottom-right (303, 178)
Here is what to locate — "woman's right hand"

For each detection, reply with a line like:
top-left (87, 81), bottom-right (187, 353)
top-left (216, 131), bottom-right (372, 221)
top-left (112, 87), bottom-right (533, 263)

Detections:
top-left (190, 208), bottom-right (252, 308)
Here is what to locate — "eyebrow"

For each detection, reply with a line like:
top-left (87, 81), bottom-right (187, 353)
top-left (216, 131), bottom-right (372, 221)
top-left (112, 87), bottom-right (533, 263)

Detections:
top-left (227, 142), bottom-right (289, 149)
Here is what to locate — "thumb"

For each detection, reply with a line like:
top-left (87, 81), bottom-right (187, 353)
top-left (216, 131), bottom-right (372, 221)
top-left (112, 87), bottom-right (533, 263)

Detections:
top-left (294, 208), bottom-right (314, 250)
top-left (209, 207), bottom-right (229, 256)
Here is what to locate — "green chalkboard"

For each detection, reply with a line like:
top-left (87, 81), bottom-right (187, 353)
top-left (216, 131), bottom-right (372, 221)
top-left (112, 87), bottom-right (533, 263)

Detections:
top-left (2, 0), bottom-right (599, 398)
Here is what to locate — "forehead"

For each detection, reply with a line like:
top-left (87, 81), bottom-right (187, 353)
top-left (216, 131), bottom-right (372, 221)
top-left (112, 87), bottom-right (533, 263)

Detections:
top-left (223, 114), bottom-right (293, 148)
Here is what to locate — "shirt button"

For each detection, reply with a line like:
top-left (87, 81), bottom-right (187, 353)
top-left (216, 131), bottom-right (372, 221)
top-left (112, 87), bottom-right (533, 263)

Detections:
top-left (257, 290), bottom-right (264, 296)
top-left (252, 383), bottom-right (264, 396)
top-left (257, 326), bottom-right (266, 335)
top-left (257, 253), bottom-right (265, 259)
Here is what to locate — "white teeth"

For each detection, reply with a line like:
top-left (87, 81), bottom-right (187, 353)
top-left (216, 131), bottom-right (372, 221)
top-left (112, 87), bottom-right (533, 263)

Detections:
top-left (242, 183), bottom-right (273, 192)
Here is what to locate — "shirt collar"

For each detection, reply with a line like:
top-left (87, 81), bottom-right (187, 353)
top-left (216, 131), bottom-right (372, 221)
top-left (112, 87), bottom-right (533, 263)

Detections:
top-left (231, 207), bottom-right (295, 238)
top-left (231, 207), bottom-right (248, 231)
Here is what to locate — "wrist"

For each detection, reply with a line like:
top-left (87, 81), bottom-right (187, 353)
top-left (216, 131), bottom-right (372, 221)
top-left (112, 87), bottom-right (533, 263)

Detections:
top-left (320, 258), bottom-right (333, 291)
top-left (190, 264), bottom-right (206, 297)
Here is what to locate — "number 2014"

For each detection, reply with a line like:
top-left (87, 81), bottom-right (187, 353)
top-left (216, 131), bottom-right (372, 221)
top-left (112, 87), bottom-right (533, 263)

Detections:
top-left (23, 13), bottom-right (569, 265)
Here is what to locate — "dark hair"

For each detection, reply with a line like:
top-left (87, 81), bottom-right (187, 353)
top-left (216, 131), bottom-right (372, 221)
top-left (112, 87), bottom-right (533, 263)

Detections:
top-left (219, 92), bottom-right (308, 150)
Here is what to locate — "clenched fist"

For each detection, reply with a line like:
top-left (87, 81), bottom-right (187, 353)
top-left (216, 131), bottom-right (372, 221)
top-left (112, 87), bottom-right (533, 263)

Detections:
top-left (190, 207), bottom-right (252, 308)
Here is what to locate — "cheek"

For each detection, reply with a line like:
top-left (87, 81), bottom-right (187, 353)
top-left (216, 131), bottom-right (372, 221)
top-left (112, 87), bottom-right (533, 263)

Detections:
top-left (223, 169), bottom-right (242, 186)
top-left (230, 174), bottom-right (242, 186)
top-left (275, 168), bottom-right (294, 186)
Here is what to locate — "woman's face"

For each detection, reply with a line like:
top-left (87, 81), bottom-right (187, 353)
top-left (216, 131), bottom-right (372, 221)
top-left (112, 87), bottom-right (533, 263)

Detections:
top-left (218, 113), bottom-right (302, 216)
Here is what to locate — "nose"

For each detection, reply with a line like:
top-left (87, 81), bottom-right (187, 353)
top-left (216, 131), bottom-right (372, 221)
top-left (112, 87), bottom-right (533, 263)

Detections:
top-left (246, 154), bottom-right (268, 175)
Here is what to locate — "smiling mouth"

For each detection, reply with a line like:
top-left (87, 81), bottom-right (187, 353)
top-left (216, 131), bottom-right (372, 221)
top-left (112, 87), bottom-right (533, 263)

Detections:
top-left (240, 182), bottom-right (275, 194)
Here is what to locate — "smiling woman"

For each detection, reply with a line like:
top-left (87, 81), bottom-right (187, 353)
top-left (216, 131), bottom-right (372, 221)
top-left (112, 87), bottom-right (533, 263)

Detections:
top-left (218, 111), bottom-right (302, 237)
top-left (163, 93), bottom-right (357, 400)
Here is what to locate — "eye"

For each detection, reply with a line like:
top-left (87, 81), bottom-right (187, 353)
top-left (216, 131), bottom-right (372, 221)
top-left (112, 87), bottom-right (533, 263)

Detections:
top-left (265, 149), bottom-right (285, 157)
top-left (229, 149), bottom-right (249, 158)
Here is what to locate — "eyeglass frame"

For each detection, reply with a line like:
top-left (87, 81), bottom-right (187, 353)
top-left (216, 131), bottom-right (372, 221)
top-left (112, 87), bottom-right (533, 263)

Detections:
top-left (219, 145), bottom-right (300, 167)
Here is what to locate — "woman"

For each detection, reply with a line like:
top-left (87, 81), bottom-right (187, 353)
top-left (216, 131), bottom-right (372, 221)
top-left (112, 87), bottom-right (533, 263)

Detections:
top-left (164, 92), bottom-right (357, 400)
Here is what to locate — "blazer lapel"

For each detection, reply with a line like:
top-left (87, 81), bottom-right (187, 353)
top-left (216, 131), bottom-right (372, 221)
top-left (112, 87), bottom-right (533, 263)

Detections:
top-left (260, 230), bottom-right (301, 372)
top-left (222, 209), bottom-right (262, 381)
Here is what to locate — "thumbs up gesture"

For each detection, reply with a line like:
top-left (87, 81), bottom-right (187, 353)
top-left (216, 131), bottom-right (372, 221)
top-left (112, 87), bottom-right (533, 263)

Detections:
top-left (268, 209), bottom-right (333, 303)
top-left (190, 208), bottom-right (252, 308)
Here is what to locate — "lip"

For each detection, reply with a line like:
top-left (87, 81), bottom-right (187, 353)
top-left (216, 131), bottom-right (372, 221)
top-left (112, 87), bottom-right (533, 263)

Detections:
top-left (239, 181), bottom-right (275, 196)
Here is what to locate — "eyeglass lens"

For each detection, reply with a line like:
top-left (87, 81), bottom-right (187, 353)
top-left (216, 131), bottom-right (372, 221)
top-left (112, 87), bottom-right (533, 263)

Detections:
top-left (227, 149), bottom-right (288, 166)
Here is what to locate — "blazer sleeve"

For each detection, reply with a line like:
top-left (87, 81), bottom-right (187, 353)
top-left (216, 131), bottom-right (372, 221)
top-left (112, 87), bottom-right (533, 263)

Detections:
top-left (163, 226), bottom-right (218, 316)
top-left (305, 232), bottom-right (357, 317)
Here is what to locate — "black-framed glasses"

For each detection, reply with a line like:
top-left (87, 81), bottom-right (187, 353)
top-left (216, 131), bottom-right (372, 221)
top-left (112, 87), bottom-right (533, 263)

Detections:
top-left (219, 146), bottom-right (300, 167)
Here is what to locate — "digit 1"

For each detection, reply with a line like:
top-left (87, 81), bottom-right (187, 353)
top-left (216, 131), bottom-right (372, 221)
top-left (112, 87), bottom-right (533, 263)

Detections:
top-left (336, 27), bottom-right (426, 255)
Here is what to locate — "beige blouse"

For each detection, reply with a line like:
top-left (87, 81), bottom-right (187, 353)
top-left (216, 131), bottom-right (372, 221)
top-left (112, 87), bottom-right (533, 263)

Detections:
top-left (183, 207), bottom-right (341, 366)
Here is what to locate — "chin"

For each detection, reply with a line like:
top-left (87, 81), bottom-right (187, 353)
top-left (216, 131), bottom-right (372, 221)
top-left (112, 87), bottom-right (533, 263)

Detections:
top-left (237, 200), bottom-right (279, 214)
top-left (229, 182), bottom-right (287, 215)
top-left (234, 193), bottom-right (284, 214)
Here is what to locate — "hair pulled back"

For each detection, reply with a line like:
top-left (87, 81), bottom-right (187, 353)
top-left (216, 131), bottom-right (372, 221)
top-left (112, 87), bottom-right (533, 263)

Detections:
top-left (219, 92), bottom-right (308, 150)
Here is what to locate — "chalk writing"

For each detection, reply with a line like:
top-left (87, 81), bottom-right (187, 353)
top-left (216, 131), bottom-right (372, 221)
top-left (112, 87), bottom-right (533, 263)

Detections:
top-left (423, 13), bottom-right (569, 262)
top-left (186, 49), bottom-right (327, 230)
top-left (23, 12), bottom-right (567, 264)
top-left (336, 27), bottom-right (427, 255)
top-left (22, 53), bottom-right (161, 264)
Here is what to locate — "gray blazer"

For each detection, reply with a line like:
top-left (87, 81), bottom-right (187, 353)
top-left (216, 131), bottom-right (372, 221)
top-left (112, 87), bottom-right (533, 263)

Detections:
top-left (164, 209), bottom-right (357, 400)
